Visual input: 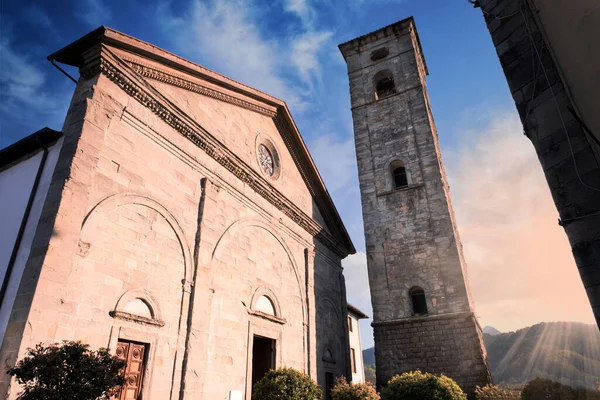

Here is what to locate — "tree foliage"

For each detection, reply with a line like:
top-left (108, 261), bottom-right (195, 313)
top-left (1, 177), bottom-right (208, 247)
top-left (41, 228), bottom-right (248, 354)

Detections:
top-left (474, 384), bottom-right (520, 400)
top-left (6, 341), bottom-right (125, 400)
top-left (381, 370), bottom-right (466, 400)
top-left (253, 367), bottom-right (322, 400)
top-left (364, 364), bottom-right (376, 386)
top-left (521, 378), bottom-right (600, 400)
top-left (331, 376), bottom-right (380, 400)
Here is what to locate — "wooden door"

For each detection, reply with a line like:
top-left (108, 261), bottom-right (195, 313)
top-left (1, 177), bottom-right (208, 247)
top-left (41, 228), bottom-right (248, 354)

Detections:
top-left (116, 340), bottom-right (147, 400)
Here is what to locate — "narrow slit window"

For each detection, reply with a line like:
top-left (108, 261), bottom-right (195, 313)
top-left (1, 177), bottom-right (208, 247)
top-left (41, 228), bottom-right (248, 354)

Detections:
top-left (410, 287), bottom-right (428, 316)
top-left (393, 167), bottom-right (408, 189)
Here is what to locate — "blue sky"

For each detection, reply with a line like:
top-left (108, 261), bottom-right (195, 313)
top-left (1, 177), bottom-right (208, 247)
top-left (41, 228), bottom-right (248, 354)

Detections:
top-left (1, 0), bottom-right (595, 348)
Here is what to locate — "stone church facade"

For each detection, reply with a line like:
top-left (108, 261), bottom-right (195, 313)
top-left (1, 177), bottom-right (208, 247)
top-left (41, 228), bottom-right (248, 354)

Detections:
top-left (0, 27), bottom-right (355, 399)
top-left (339, 18), bottom-right (491, 397)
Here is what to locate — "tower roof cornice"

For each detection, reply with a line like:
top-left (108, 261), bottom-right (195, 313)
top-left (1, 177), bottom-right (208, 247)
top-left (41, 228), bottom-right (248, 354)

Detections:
top-left (338, 16), bottom-right (428, 75)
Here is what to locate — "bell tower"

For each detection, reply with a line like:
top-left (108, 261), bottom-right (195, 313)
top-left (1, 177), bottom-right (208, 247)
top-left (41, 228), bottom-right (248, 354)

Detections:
top-left (339, 17), bottom-right (490, 396)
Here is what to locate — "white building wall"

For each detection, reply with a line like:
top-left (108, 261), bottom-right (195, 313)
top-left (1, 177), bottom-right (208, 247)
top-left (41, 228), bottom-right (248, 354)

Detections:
top-left (0, 138), bottom-right (63, 343)
top-left (348, 314), bottom-right (365, 383)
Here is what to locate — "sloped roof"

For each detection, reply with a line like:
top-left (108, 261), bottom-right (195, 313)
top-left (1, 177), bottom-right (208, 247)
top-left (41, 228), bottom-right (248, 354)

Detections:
top-left (347, 303), bottom-right (369, 319)
top-left (48, 27), bottom-right (355, 256)
top-left (0, 128), bottom-right (62, 171)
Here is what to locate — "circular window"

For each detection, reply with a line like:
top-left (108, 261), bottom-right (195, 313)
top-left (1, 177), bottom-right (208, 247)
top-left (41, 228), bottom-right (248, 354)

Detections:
top-left (258, 144), bottom-right (274, 176)
top-left (255, 137), bottom-right (281, 179)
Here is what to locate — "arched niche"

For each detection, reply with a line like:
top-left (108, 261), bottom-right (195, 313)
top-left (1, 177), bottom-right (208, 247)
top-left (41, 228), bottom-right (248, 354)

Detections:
top-left (80, 192), bottom-right (193, 284)
top-left (211, 217), bottom-right (306, 327)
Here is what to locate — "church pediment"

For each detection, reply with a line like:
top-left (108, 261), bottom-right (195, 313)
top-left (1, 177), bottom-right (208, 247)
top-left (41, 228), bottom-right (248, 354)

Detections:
top-left (48, 26), bottom-right (354, 257)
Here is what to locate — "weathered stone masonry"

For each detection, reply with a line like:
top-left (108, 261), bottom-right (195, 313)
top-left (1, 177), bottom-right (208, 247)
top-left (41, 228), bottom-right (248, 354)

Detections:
top-left (478, 0), bottom-right (600, 329)
top-left (339, 17), bottom-right (491, 397)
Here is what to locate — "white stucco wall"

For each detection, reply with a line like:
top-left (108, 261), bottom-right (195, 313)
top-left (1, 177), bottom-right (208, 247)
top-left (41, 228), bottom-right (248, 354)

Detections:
top-left (348, 314), bottom-right (365, 383)
top-left (0, 138), bottom-right (63, 343)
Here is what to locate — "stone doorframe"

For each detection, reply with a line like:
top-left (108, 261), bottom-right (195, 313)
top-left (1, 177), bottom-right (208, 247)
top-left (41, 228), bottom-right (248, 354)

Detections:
top-left (107, 324), bottom-right (159, 399)
top-left (244, 318), bottom-right (284, 400)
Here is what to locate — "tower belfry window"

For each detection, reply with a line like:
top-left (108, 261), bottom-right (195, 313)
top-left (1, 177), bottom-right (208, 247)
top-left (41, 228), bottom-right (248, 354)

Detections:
top-left (393, 166), bottom-right (408, 189)
top-left (373, 70), bottom-right (396, 100)
top-left (410, 287), bottom-right (428, 316)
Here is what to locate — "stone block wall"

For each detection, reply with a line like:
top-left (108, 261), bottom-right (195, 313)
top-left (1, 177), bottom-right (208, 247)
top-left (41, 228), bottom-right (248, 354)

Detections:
top-left (373, 312), bottom-right (490, 395)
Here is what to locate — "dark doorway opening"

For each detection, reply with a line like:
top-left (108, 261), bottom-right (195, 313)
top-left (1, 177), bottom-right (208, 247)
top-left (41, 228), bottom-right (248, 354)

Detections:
top-left (325, 372), bottom-right (334, 400)
top-left (251, 336), bottom-right (276, 396)
top-left (410, 287), bottom-right (428, 316)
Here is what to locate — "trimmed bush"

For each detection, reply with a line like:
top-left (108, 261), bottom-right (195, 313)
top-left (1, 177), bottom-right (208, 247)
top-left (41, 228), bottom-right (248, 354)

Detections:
top-left (331, 377), bottom-right (380, 400)
top-left (381, 370), bottom-right (466, 400)
top-left (474, 384), bottom-right (520, 400)
top-left (253, 367), bottom-right (322, 400)
top-left (6, 341), bottom-right (124, 400)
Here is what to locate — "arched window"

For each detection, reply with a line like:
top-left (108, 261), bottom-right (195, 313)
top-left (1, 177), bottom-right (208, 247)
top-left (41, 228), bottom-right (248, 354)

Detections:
top-left (373, 70), bottom-right (396, 100)
top-left (409, 287), bottom-right (428, 316)
top-left (255, 295), bottom-right (276, 316)
top-left (390, 160), bottom-right (409, 189)
top-left (111, 289), bottom-right (165, 327)
top-left (122, 298), bottom-right (153, 319)
top-left (393, 166), bottom-right (408, 189)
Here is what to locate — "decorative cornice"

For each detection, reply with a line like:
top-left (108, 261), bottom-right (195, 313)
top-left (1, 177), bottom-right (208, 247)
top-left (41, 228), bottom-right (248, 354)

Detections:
top-left (109, 311), bottom-right (165, 327)
top-left (247, 309), bottom-right (287, 325)
top-left (123, 58), bottom-right (277, 117)
top-left (87, 48), bottom-right (348, 258)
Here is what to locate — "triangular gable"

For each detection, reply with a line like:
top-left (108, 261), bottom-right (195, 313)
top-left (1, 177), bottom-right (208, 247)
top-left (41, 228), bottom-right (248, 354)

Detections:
top-left (49, 26), bottom-right (354, 257)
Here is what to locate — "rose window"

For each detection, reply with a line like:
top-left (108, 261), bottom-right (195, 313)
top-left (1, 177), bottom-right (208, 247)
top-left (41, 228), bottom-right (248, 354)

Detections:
top-left (258, 144), bottom-right (274, 176)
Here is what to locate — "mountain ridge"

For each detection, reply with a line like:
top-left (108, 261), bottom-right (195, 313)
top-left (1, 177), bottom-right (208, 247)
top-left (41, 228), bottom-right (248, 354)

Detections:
top-left (362, 321), bottom-right (600, 389)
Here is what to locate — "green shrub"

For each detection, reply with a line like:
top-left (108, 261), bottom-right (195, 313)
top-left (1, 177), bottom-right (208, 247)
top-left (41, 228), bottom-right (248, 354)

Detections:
top-left (521, 378), bottom-right (600, 400)
top-left (381, 370), bottom-right (466, 400)
top-left (474, 384), bottom-right (520, 400)
top-left (253, 367), bottom-right (322, 400)
top-left (331, 377), bottom-right (380, 400)
top-left (6, 341), bottom-right (125, 400)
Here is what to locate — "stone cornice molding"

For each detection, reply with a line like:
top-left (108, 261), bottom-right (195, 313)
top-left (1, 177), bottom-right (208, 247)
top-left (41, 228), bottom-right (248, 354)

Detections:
top-left (338, 16), bottom-right (428, 75)
top-left (80, 46), bottom-right (348, 257)
top-left (122, 57), bottom-right (277, 117)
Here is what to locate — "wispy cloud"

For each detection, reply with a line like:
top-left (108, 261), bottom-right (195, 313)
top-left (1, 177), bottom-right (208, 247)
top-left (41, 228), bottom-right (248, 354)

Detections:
top-left (284, 0), bottom-right (314, 25)
top-left (0, 31), bottom-right (72, 147)
top-left (308, 133), bottom-right (357, 196)
top-left (290, 30), bottom-right (332, 87)
top-left (158, 0), bottom-right (307, 111)
top-left (0, 39), bottom-right (60, 124)
top-left (77, 0), bottom-right (112, 27)
top-left (445, 110), bottom-right (595, 331)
